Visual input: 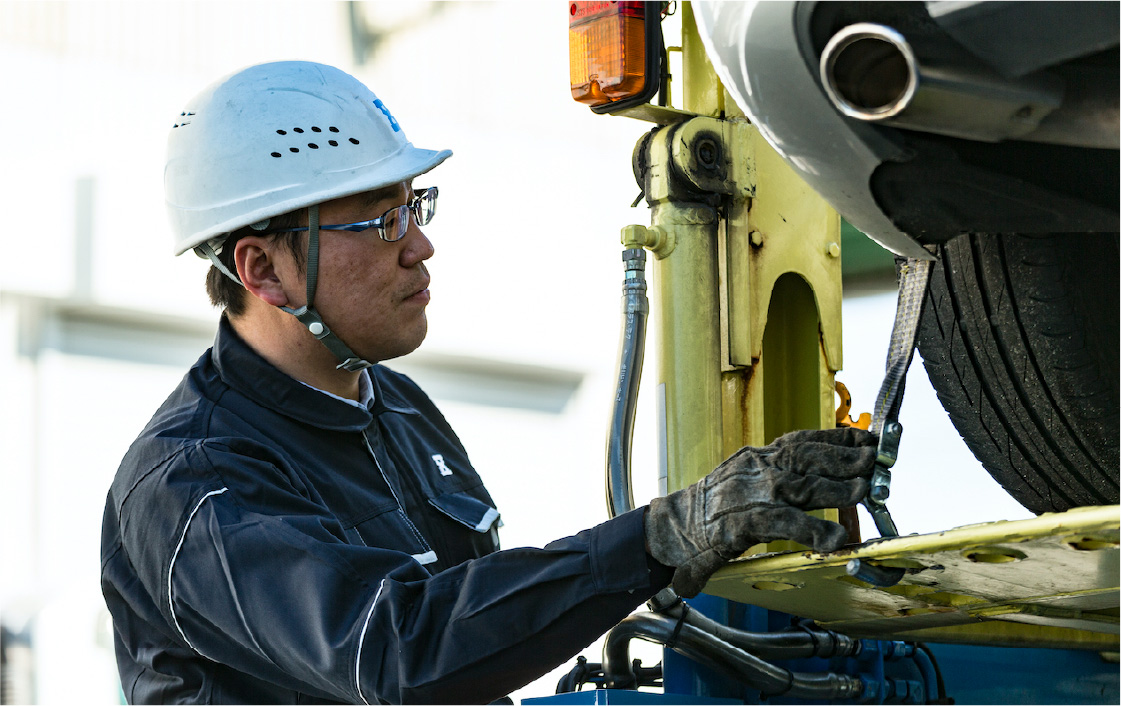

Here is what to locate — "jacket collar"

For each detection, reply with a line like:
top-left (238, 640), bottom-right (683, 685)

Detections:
top-left (210, 316), bottom-right (418, 432)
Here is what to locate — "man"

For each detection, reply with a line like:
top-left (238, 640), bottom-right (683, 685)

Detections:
top-left (101, 61), bottom-right (876, 704)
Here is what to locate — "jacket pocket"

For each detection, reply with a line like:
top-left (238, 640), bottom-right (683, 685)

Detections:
top-left (428, 491), bottom-right (501, 533)
top-left (346, 505), bottom-right (437, 565)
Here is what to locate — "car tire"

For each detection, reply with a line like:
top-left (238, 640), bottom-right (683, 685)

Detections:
top-left (916, 232), bottom-right (1119, 513)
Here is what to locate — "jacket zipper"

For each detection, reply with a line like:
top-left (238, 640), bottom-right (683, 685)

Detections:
top-left (361, 433), bottom-right (435, 562)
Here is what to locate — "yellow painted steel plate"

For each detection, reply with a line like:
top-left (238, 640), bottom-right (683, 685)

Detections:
top-left (705, 505), bottom-right (1120, 650)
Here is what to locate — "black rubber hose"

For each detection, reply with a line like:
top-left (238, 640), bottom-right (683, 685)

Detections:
top-left (687, 610), bottom-right (860, 660)
top-left (647, 589), bottom-right (862, 660)
top-left (915, 643), bottom-right (949, 703)
top-left (606, 247), bottom-right (649, 519)
top-left (603, 613), bottom-right (863, 700)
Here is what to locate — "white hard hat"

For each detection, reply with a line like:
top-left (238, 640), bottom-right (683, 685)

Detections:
top-left (165, 61), bottom-right (451, 256)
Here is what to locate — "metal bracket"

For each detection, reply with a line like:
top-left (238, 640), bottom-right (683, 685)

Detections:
top-left (870, 420), bottom-right (902, 502)
top-left (865, 424), bottom-right (902, 538)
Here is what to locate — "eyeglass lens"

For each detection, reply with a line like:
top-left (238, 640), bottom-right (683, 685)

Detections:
top-left (381, 206), bottom-right (407, 241)
top-left (414, 188), bottom-right (437, 227)
top-left (379, 189), bottom-right (435, 241)
top-left (367, 188), bottom-right (437, 241)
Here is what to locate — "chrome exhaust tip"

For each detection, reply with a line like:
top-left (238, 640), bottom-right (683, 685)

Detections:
top-left (817, 22), bottom-right (1093, 145)
top-left (820, 23), bottom-right (918, 121)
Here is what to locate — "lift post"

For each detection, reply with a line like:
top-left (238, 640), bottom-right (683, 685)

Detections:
top-left (553, 2), bottom-right (1119, 703)
top-left (624, 1), bottom-right (844, 541)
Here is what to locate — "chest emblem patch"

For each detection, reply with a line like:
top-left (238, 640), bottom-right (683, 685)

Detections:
top-left (432, 453), bottom-right (453, 477)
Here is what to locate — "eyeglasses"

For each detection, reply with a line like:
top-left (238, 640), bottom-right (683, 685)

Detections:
top-left (262, 187), bottom-right (438, 242)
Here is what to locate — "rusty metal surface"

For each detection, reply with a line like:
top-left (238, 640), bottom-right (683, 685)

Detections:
top-left (704, 505), bottom-right (1120, 649)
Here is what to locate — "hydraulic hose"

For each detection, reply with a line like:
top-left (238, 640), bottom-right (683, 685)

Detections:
top-left (602, 613), bottom-right (863, 700)
top-left (913, 644), bottom-right (945, 703)
top-left (602, 245), bottom-right (862, 694)
top-left (648, 590), bottom-right (861, 661)
top-left (606, 247), bottom-right (649, 519)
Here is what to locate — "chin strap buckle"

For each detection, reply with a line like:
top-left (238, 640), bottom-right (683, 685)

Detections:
top-left (282, 305), bottom-right (373, 372)
top-left (278, 204), bottom-right (372, 372)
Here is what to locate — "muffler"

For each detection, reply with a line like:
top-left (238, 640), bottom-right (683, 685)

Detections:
top-left (819, 22), bottom-right (1118, 149)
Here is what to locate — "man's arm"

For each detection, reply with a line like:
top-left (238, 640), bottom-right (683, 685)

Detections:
top-left (124, 441), bottom-right (667, 704)
top-left (123, 428), bottom-right (871, 704)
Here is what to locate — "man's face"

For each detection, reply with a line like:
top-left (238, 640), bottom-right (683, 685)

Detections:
top-left (295, 181), bottom-right (435, 364)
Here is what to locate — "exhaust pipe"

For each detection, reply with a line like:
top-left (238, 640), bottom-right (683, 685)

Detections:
top-left (819, 22), bottom-right (1118, 149)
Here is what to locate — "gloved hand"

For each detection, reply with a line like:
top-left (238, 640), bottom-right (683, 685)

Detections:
top-left (645, 427), bottom-right (877, 597)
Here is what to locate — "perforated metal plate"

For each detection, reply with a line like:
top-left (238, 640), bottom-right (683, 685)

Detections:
top-left (705, 505), bottom-right (1120, 649)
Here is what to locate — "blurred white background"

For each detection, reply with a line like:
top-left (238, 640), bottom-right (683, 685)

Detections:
top-left (0, 2), bottom-right (1029, 703)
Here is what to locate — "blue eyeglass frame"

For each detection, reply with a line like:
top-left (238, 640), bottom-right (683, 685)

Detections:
top-left (260, 186), bottom-right (438, 242)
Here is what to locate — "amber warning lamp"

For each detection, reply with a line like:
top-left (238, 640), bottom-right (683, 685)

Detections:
top-left (569, 1), bottom-right (663, 113)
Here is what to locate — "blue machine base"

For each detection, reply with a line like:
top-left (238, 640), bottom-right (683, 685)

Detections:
top-left (523, 690), bottom-right (740, 705)
top-left (532, 593), bottom-right (1118, 705)
top-left (928, 643), bottom-right (1119, 705)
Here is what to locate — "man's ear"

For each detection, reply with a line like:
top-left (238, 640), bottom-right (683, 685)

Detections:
top-left (233, 236), bottom-right (294, 308)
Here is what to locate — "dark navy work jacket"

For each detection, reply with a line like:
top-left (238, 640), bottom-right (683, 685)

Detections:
top-left (101, 317), bottom-right (668, 704)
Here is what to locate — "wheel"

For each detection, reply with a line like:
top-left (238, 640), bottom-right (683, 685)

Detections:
top-left (916, 233), bottom-right (1120, 513)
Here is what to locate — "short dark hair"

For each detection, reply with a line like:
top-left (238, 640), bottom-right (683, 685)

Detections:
top-left (205, 210), bottom-right (304, 317)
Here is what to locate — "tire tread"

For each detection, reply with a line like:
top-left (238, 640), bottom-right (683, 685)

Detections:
top-left (916, 233), bottom-right (1119, 513)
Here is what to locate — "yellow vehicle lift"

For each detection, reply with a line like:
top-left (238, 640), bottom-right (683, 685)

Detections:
top-left (599, 1), bottom-right (1119, 652)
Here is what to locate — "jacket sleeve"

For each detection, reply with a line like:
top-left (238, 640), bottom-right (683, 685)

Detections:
top-left (125, 440), bottom-right (669, 704)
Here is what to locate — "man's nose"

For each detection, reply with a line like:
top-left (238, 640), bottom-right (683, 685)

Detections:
top-left (399, 218), bottom-right (434, 266)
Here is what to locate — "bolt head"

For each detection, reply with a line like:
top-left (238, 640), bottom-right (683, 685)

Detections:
top-left (695, 138), bottom-right (719, 168)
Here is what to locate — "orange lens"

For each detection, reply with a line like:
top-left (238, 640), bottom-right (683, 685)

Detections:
top-left (569, 2), bottom-right (648, 107)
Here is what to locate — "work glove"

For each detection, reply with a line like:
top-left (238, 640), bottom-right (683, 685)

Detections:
top-left (645, 427), bottom-right (877, 598)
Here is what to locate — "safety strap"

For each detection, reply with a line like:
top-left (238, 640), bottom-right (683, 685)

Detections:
top-left (195, 240), bottom-right (243, 285)
top-left (304, 204), bottom-right (320, 307)
top-left (863, 256), bottom-right (934, 538)
top-left (280, 205), bottom-right (372, 372)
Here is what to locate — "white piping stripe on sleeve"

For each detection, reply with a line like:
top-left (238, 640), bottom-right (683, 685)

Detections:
top-left (411, 550), bottom-right (438, 566)
top-left (168, 487), bottom-right (229, 653)
top-left (355, 579), bottom-right (386, 706)
top-left (474, 507), bottom-right (500, 533)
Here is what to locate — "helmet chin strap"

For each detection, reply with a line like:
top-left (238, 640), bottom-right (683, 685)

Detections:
top-left (279, 205), bottom-right (373, 372)
top-left (196, 205), bottom-right (372, 372)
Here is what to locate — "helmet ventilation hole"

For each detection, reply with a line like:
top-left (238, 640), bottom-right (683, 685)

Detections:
top-left (267, 126), bottom-right (365, 156)
top-left (171, 112), bottom-right (195, 129)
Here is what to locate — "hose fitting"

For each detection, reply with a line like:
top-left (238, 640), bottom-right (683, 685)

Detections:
top-left (621, 223), bottom-right (673, 258)
top-left (607, 246), bottom-right (650, 519)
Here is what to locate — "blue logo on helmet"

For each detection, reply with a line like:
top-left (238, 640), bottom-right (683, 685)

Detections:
top-left (373, 99), bottom-right (400, 132)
